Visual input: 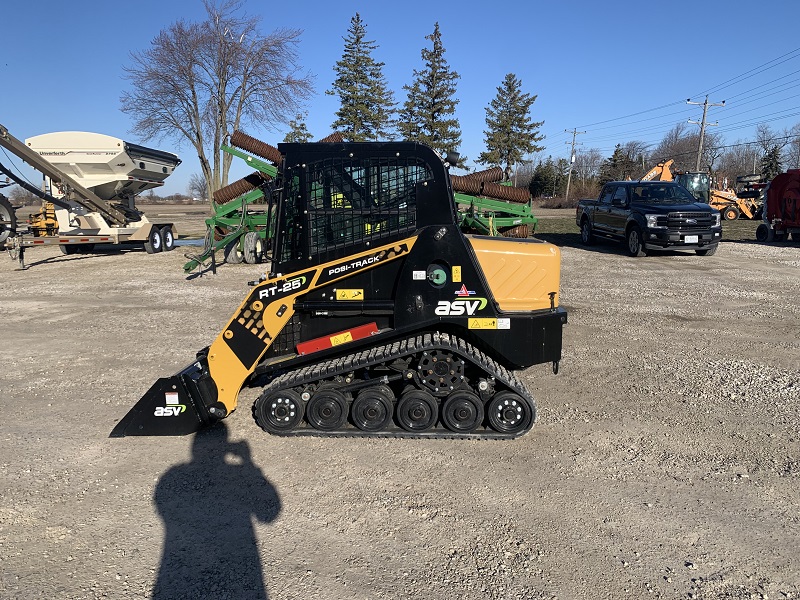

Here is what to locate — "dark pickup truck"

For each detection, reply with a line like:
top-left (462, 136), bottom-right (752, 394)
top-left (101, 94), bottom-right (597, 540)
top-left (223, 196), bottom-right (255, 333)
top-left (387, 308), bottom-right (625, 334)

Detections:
top-left (575, 180), bottom-right (722, 256)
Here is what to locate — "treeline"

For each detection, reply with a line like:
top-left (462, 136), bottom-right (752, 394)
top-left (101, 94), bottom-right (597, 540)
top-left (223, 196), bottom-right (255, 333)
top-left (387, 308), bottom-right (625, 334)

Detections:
top-left (517, 121), bottom-right (800, 207)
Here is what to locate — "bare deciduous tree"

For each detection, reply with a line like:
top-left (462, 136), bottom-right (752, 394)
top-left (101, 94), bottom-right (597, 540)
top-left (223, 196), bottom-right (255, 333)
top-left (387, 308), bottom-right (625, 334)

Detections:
top-left (573, 148), bottom-right (603, 183)
top-left (121, 0), bottom-right (313, 201)
top-left (188, 173), bottom-right (208, 201)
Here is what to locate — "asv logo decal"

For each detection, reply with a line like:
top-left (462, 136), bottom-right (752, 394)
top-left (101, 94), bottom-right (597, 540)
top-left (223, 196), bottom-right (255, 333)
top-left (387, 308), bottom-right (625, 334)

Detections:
top-left (435, 298), bottom-right (488, 316)
top-left (154, 392), bottom-right (186, 417)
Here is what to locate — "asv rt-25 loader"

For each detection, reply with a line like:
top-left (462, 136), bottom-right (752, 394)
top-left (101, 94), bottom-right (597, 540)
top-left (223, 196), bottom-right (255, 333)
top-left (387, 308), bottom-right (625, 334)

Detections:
top-left (112, 140), bottom-right (567, 440)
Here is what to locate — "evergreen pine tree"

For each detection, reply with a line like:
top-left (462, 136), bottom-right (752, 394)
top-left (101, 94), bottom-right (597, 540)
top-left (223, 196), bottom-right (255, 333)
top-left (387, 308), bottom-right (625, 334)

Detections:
top-left (761, 146), bottom-right (783, 180)
top-left (283, 113), bottom-right (313, 143)
top-left (327, 13), bottom-right (395, 141)
top-left (397, 23), bottom-right (465, 165)
top-left (478, 73), bottom-right (544, 177)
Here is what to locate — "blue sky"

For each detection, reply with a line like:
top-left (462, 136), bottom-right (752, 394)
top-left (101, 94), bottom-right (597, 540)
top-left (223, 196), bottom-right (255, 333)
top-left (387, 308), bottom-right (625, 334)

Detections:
top-left (2, 0), bottom-right (798, 196)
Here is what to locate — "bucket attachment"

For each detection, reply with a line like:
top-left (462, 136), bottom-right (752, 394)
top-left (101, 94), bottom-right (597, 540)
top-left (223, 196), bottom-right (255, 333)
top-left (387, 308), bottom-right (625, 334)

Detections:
top-left (110, 360), bottom-right (222, 437)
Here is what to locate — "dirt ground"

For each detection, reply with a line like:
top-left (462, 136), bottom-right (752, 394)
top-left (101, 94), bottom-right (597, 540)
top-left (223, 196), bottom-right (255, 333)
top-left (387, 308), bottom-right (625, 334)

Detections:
top-left (1, 207), bottom-right (799, 600)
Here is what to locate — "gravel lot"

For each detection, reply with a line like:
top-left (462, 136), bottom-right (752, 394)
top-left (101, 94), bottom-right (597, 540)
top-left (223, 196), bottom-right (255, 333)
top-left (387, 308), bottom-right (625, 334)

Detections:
top-left (1, 210), bottom-right (799, 599)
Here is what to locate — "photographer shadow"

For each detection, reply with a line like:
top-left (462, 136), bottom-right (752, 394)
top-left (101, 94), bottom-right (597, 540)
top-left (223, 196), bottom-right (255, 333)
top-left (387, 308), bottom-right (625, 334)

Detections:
top-left (152, 422), bottom-right (281, 599)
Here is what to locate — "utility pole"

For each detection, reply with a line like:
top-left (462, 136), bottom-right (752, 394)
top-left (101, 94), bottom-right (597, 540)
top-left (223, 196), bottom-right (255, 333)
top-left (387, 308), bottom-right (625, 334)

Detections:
top-left (564, 128), bottom-right (586, 202)
top-left (687, 96), bottom-right (725, 172)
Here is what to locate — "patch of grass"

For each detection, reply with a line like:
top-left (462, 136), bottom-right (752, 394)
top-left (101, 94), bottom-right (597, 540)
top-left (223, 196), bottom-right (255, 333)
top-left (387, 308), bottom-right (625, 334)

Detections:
top-left (720, 218), bottom-right (759, 241)
top-left (532, 216), bottom-right (760, 242)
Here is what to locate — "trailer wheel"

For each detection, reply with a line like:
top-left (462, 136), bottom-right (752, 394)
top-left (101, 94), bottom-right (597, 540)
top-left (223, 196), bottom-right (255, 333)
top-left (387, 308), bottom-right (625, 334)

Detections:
top-left (224, 238), bottom-right (244, 264)
top-left (0, 194), bottom-right (16, 244)
top-left (144, 228), bottom-right (163, 253)
top-left (723, 206), bottom-right (740, 221)
top-left (160, 226), bottom-right (175, 251)
top-left (756, 224), bottom-right (774, 243)
top-left (60, 244), bottom-right (78, 255)
top-left (243, 231), bottom-right (263, 264)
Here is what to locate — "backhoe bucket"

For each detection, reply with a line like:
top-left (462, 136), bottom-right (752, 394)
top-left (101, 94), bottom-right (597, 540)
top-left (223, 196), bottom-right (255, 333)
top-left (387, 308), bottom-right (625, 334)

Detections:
top-left (110, 360), bottom-right (221, 437)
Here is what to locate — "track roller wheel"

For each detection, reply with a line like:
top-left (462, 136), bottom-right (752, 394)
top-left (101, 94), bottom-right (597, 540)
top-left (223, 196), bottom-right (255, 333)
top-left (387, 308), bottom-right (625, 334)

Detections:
top-left (441, 390), bottom-right (484, 433)
top-left (396, 389), bottom-right (438, 432)
top-left (306, 388), bottom-right (348, 431)
top-left (486, 391), bottom-right (534, 435)
top-left (254, 389), bottom-right (304, 433)
top-left (351, 385), bottom-right (394, 432)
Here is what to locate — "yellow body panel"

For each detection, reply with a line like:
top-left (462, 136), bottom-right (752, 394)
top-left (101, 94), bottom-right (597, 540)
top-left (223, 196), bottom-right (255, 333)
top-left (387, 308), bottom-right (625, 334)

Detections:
top-left (207, 238), bottom-right (416, 415)
top-left (467, 236), bottom-right (560, 312)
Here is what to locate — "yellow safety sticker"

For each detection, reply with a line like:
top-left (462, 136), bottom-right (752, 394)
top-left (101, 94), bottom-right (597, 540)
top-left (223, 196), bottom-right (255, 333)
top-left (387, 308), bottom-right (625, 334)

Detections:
top-left (330, 331), bottom-right (354, 346)
top-left (336, 289), bottom-right (364, 300)
top-left (452, 266), bottom-right (462, 283)
top-left (469, 318), bottom-right (497, 329)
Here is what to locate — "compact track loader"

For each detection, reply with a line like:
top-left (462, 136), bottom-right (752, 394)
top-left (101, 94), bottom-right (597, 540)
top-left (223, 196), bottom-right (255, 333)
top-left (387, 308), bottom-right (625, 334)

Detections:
top-left (112, 140), bottom-right (567, 439)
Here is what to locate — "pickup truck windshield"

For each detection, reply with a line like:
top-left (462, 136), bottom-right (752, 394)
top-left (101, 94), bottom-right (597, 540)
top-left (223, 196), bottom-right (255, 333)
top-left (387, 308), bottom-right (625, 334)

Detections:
top-left (631, 184), bottom-right (697, 204)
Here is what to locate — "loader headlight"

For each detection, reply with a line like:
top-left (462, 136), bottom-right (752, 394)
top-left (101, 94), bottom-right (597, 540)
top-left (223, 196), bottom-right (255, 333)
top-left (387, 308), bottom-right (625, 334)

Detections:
top-left (645, 214), bottom-right (666, 229)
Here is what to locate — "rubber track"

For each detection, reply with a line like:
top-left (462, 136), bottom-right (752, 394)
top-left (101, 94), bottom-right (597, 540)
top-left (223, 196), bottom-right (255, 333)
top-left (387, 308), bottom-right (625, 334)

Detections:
top-left (252, 332), bottom-right (536, 440)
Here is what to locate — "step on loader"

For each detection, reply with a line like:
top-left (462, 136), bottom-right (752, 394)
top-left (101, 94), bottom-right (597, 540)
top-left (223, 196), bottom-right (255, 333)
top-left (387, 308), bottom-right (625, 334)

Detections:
top-left (112, 140), bottom-right (567, 440)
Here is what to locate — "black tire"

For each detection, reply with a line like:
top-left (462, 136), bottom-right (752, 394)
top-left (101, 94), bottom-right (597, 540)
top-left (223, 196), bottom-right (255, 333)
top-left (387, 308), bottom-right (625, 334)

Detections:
top-left (351, 385), bottom-right (394, 432)
top-left (580, 219), bottom-right (594, 245)
top-left (696, 244), bottom-right (718, 256)
top-left (790, 231), bottom-right (800, 243)
top-left (441, 390), bottom-right (484, 433)
top-left (253, 389), bottom-right (304, 433)
top-left (487, 391), bottom-right (535, 435)
top-left (160, 226), bottom-right (175, 251)
top-left (0, 194), bottom-right (16, 244)
top-left (243, 231), bottom-right (263, 264)
top-left (626, 225), bottom-right (647, 257)
top-left (60, 244), bottom-right (78, 255)
top-left (755, 223), bottom-right (771, 243)
top-left (396, 389), bottom-right (438, 432)
top-left (306, 388), bottom-right (348, 431)
top-left (144, 227), bottom-right (163, 253)
top-left (75, 244), bottom-right (95, 254)
top-left (224, 238), bottom-right (244, 264)
top-left (723, 206), bottom-right (740, 221)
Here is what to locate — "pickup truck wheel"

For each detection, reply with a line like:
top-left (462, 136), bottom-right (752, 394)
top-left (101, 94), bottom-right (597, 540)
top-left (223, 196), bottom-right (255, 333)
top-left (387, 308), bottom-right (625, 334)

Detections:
top-left (580, 219), bottom-right (594, 245)
top-left (626, 226), bottom-right (647, 257)
top-left (696, 245), bottom-right (718, 256)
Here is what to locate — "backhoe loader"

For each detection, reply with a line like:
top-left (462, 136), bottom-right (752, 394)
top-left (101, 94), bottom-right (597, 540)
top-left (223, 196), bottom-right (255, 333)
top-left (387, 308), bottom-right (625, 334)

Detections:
top-left (112, 139), bottom-right (566, 439)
